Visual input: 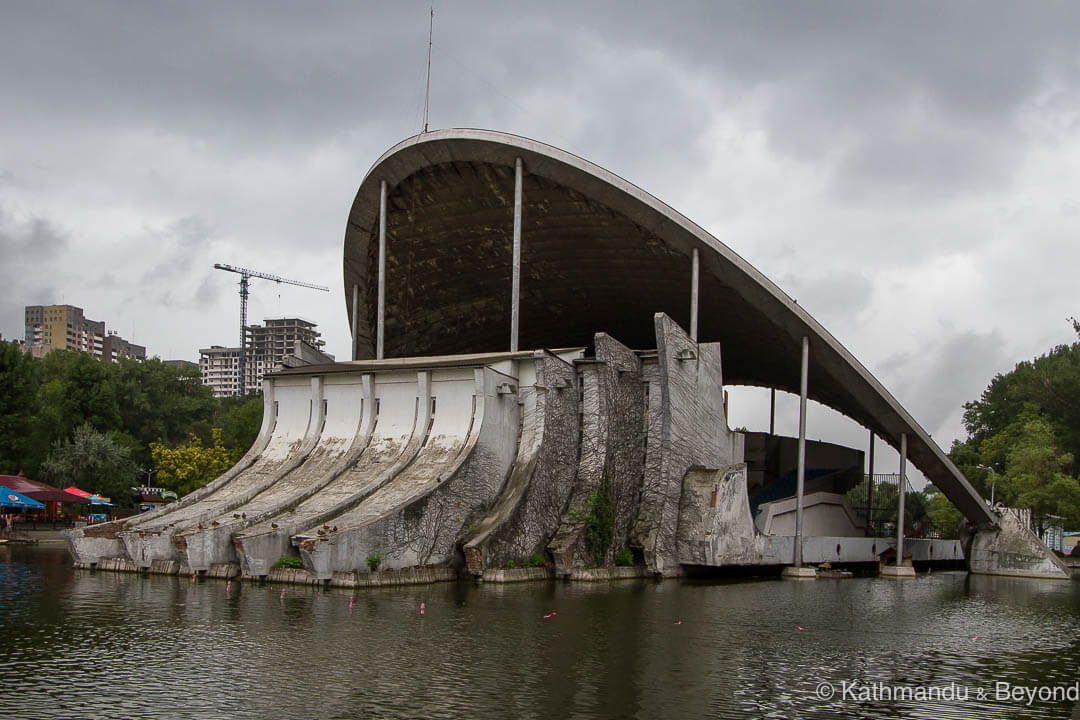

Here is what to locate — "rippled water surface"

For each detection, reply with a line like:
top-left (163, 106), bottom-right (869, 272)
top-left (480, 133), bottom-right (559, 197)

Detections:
top-left (2, 544), bottom-right (1079, 719)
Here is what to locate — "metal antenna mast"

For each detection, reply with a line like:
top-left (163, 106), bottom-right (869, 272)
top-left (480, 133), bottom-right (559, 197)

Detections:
top-left (423, 6), bottom-right (434, 132)
top-left (213, 263), bottom-right (329, 396)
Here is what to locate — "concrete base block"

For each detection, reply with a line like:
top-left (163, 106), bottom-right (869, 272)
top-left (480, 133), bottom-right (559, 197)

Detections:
top-left (97, 557), bottom-right (140, 573)
top-left (781, 566), bottom-right (818, 579)
top-left (329, 567), bottom-right (459, 588)
top-left (566, 566), bottom-right (649, 582)
top-left (880, 565), bottom-right (916, 578)
top-left (208, 563), bottom-right (240, 579)
top-left (148, 559), bottom-right (180, 575)
top-left (481, 567), bottom-right (552, 583)
top-left (968, 508), bottom-right (1071, 579)
top-left (267, 567), bottom-right (319, 585)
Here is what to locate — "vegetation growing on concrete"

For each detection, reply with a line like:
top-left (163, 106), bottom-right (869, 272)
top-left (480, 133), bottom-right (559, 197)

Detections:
top-left (614, 547), bottom-right (634, 566)
top-left (580, 480), bottom-right (616, 565)
top-left (272, 555), bottom-right (304, 569)
top-left (365, 550), bottom-right (384, 572)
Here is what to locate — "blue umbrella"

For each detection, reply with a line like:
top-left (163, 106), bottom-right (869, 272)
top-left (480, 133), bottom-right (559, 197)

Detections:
top-left (0, 486), bottom-right (46, 509)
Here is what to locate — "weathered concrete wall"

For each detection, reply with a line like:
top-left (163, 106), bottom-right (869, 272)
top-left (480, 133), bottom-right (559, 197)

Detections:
top-left (462, 352), bottom-right (579, 573)
top-left (754, 492), bottom-right (868, 537)
top-left (118, 375), bottom-right (322, 570)
top-left (234, 370), bottom-right (432, 577)
top-left (678, 465), bottom-right (767, 566)
top-left (634, 313), bottom-right (740, 574)
top-left (549, 333), bottom-right (643, 573)
top-left (968, 507), bottom-right (1071, 579)
top-left (178, 374), bottom-right (376, 572)
top-left (297, 366), bottom-right (519, 579)
top-left (678, 466), bottom-right (965, 567)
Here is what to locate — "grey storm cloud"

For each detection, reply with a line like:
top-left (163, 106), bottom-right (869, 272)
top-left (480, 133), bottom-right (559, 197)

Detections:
top-left (877, 328), bottom-right (1012, 441)
top-left (1, 1), bottom-right (1078, 450)
top-left (0, 207), bottom-right (68, 340)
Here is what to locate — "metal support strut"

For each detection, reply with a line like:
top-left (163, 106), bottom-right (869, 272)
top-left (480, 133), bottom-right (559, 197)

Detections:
top-left (511, 157), bottom-right (522, 352)
top-left (794, 335), bottom-right (809, 568)
top-left (690, 247), bottom-right (699, 342)
top-left (377, 180), bottom-right (387, 360)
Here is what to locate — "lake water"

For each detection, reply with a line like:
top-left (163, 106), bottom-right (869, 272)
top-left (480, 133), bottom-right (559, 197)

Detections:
top-left (2, 544), bottom-right (1079, 719)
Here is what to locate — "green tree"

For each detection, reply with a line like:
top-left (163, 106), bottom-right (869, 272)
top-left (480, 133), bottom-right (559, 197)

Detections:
top-left (0, 341), bottom-right (41, 474)
top-left (150, 429), bottom-right (240, 497)
top-left (113, 358), bottom-right (217, 467)
top-left (926, 485), bottom-right (963, 538)
top-left (39, 423), bottom-right (138, 506)
top-left (219, 395), bottom-right (263, 452)
top-left (980, 407), bottom-right (1080, 531)
top-left (34, 351), bottom-right (121, 454)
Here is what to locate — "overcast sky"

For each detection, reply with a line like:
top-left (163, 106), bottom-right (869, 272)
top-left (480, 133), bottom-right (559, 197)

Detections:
top-left (2, 1), bottom-right (1078, 470)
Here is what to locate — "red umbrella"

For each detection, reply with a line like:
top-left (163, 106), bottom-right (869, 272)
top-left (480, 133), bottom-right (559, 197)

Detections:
top-left (0, 474), bottom-right (91, 504)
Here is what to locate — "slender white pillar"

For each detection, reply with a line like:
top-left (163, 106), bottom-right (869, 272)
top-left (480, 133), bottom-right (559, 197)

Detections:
top-left (690, 247), bottom-right (699, 342)
top-left (794, 335), bottom-right (809, 567)
top-left (867, 430), bottom-right (876, 533)
top-left (377, 180), bottom-right (387, 360)
top-left (769, 388), bottom-right (776, 435)
top-left (350, 283), bottom-right (359, 361)
top-left (896, 432), bottom-right (908, 566)
top-left (511, 157), bottom-right (522, 352)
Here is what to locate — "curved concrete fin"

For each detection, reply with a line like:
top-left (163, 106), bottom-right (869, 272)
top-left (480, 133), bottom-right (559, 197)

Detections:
top-left (461, 353), bottom-right (580, 574)
top-left (118, 376), bottom-right (322, 568)
top-left (66, 380), bottom-right (280, 566)
top-left (177, 374), bottom-right (379, 571)
top-left (293, 366), bottom-right (525, 580)
top-left (293, 367), bottom-right (520, 578)
top-left (65, 381), bottom-right (279, 565)
top-left (548, 333), bottom-right (644, 574)
top-left (232, 370), bottom-right (430, 577)
top-left (292, 367), bottom-right (480, 578)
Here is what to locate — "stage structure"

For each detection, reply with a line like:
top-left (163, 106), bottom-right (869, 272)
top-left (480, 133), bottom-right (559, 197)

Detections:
top-left (68, 130), bottom-right (1068, 583)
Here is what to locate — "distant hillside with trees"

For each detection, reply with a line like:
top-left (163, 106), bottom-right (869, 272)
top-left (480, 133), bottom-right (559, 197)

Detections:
top-left (0, 341), bottom-right (262, 506)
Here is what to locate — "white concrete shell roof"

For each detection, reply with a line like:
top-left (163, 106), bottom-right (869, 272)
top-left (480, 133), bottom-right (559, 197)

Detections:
top-left (342, 128), bottom-right (994, 527)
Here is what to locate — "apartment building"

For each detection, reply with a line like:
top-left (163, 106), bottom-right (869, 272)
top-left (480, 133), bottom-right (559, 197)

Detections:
top-left (23, 304), bottom-right (146, 361)
top-left (199, 317), bottom-right (332, 397)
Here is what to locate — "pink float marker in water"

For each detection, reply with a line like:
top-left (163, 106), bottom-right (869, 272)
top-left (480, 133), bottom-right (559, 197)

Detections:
top-left (420, 602), bottom-right (426, 615)
top-left (543, 612), bottom-right (557, 619)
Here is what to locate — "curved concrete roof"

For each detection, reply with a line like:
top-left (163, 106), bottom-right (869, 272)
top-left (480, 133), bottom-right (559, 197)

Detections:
top-left (343, 128), bottom-right (994, 527)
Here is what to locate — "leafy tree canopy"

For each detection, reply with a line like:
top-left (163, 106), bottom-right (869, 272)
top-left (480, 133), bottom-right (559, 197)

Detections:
top-left (0, 341), bottom-right (265, 507)
top-left (40, 423), bottom-right (138, 506)
top-left (949, 320), bottom-right (1080, 530)
top-left (151, 429), bottom-right (241, 497)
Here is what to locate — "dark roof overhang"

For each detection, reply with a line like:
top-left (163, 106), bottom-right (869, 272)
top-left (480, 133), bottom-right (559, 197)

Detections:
top-left (342, 129), bottom-right (995, 527)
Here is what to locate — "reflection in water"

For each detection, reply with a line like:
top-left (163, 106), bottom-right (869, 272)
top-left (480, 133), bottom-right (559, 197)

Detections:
top-left (1, 545), bottom-right (1078, 719)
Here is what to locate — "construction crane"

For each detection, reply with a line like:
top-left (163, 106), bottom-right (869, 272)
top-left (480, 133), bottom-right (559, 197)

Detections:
top-left (213, 263), bottom-right (330, 395)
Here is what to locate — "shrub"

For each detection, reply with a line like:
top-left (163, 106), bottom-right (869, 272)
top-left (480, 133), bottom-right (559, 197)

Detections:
top-left (526, 552), bottom-right (546, 568)
top-left (273, 555), bottom-right (303, 569)
top-left (614, 548), bottom-right (634, 567)
top-left (366, 550), bottom-right (385, 572)
top-left (582, 481), bottom-right (615, 565)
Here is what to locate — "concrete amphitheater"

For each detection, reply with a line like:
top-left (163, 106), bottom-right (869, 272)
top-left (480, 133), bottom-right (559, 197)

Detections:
top-left (67, 129), bottom-right (1068, 583)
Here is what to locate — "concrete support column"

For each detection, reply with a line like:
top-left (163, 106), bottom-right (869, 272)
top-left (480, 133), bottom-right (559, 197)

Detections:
top-left (690, 247), bottom-right (699, 342)
top-left (896, 431), bottom-right (908, 560)
top-left (511, 157), bottom-right (522, 352)
top-left (377, 180), bottom-right (387, 360)
top-left (794, 336), bottom-right (809, 566)
top-left (883, 432), bottom-right (915, 577)
top-left (769, 388), bottom-right (776, 435)
top-left (350, 283), bottom-right (359, 361)
top-left (867, 430), bottom-right (875, 533)
top-left (783, 336), bottom-right (815, 579)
